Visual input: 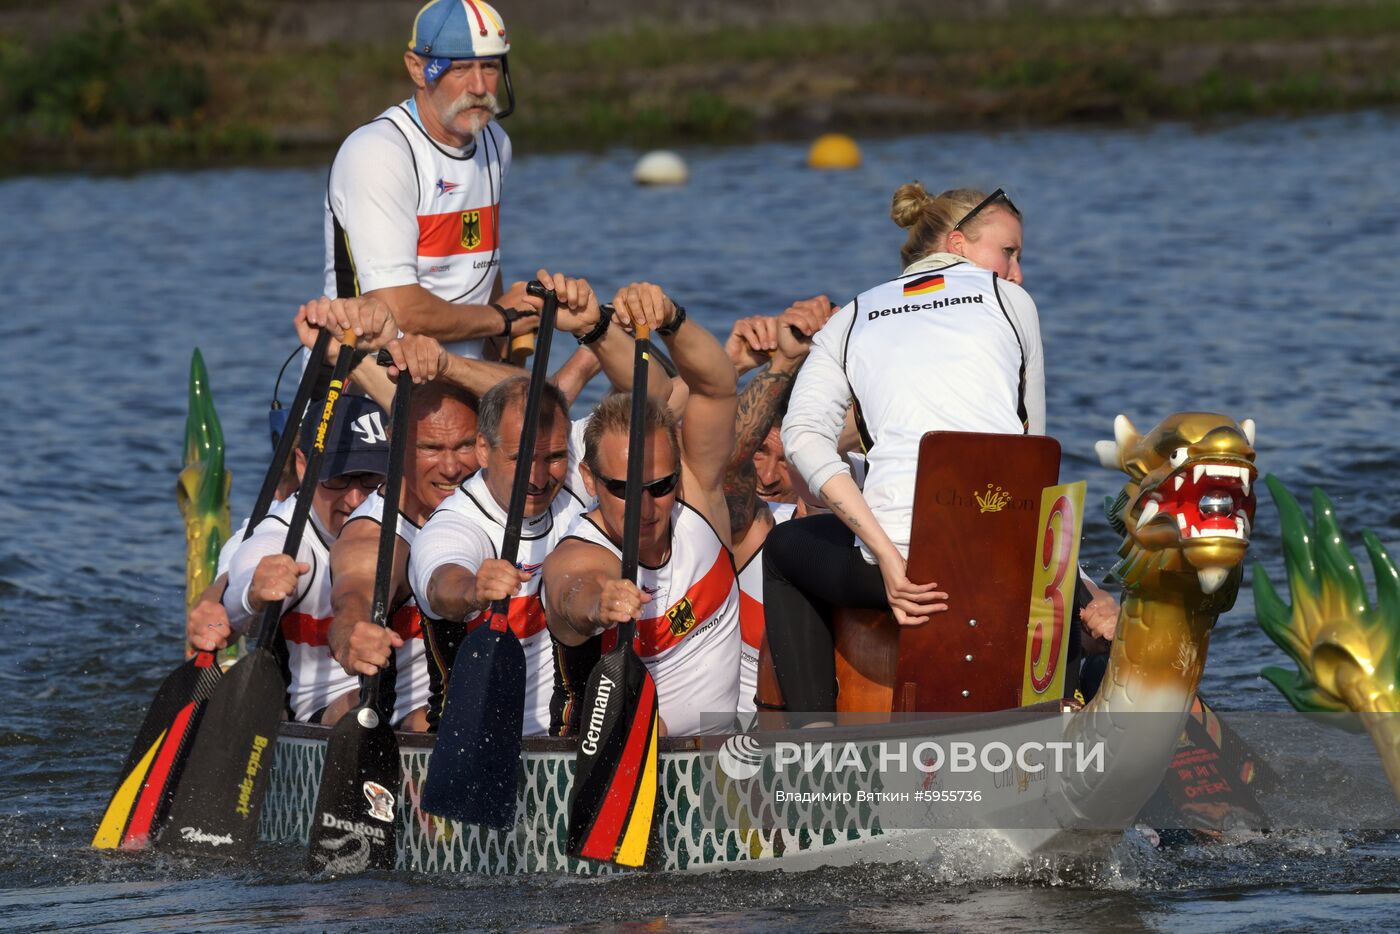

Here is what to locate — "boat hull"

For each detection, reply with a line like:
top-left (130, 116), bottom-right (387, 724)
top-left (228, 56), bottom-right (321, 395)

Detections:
top-left (261, 704), bottom-right (1140, 875)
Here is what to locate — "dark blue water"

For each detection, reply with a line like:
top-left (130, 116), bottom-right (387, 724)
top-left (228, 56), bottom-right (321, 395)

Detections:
top-left (3, 111), bottom-right (1400, 931)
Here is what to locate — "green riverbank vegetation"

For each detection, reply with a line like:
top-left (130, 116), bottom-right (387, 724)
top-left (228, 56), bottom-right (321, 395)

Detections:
top-left (4, 0), bottom-right (1400, 172)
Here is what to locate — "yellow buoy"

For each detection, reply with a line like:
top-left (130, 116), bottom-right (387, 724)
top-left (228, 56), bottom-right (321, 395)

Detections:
top-left (807, 133), bottom-right (861, 170)
top-left (633, 150), bottom-right (689, 186)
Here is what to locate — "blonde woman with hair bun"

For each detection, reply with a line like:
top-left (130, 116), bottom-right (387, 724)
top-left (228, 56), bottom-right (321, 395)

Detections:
top-left (761, 182), bottom-right (1045, 712)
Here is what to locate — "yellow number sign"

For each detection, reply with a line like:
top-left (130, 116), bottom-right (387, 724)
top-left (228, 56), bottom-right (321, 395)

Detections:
top-left (1021, 481), bottom-right (1086, 705)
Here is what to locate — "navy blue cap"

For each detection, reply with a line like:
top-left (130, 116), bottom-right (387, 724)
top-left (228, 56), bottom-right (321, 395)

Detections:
top-left (300, 395), bottom-right (391, 483)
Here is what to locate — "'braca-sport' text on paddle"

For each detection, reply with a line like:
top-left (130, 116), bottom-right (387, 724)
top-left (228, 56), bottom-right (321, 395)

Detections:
top-left (306, 361), bottom-right (412, 873)
top-left (158, 331), bottom-right (359, 859)
top-left (421, 281), bottom-right (559, 831)
top-left (566, 325), bottom-right (661, 868)
top-left (92, 334), bottom-right (331, 852)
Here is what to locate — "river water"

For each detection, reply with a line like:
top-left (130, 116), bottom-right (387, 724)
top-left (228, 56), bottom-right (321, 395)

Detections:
top-left (3, 111), bottom-right (1400, 931)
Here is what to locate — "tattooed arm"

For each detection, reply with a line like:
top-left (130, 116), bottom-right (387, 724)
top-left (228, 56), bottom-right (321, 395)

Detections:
top-left (723, 296), bottom-right (835, 511)
top-left (731, 364), bottom-right (797, 469)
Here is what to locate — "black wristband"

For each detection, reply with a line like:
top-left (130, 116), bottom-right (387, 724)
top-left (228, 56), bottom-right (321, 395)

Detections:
top-left (576, 305), bottom-right (614, 346)
top-left (491, 303), bottom-right (514, 340)
top-left (656, 303), bottom-right (686, 337)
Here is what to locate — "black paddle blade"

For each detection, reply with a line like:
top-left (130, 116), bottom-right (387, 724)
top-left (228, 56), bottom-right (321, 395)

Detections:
top-left (565, 645), bottom-right (660, 867)
top-left (420, 626), bottom-right (526, 829)
top-left (92, 652), bottom-right (221, 849)
top-left (306, 706), bottom-right (401, 873)
top-left (157, 648), bottom-right (286, 858)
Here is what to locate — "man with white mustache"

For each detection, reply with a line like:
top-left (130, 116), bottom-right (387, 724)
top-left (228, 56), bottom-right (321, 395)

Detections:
top-left (322, 0), bottom-right (540, 362)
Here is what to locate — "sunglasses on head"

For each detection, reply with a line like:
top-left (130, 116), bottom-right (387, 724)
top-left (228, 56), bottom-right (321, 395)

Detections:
top-left (322, 473), bottom-right (384, 492)
top-left (952, 187), bottom-right (1019, 232)
top-left (593, 469), bottom-right (681, 500)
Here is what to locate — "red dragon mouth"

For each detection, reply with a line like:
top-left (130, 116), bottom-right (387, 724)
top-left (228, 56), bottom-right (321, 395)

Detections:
top-left (1139, 460), bottom-right (1256, 543)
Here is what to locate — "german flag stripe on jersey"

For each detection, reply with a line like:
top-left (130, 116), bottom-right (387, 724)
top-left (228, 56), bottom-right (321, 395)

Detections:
top-left (903, 274), bottom-right (945, 296)
top-left (418, 204), bottom-right (499, 258)
top-left (608, 551), bottom-right (735, 658)
top-left (283, 606), bottom-right (420, 646)
top-left (281, 612), bottom-right (332, 646)
top-left (467, 595), bottom-right (548, 640)
top-left (391, 604), bottom-right (424, 641)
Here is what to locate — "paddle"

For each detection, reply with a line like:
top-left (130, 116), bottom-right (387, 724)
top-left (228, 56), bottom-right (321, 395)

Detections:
top-left (158, 331), bottom-right (359, 858)
top-left (420, 280), bottom-right (559, 830)
top-left (307, 361), bottom-right (413, 873)
top-left (93, 331), bottom-right (332, 851)
top-left (250, 330), bottom-right (334, 534)
top-left (565, 324), bottom-right (661, 868)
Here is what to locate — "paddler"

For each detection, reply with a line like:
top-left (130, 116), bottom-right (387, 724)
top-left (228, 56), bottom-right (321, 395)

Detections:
top-left (289, 293), bottom-right (521, 731)
top-left (764, 183), bottom-right (1042, 711)
top-left (325, 378), bottom-right (481, 732)
top-left (720, 297), bottom-right (837, 716)
top-left (217, 396), bottom-right (391, 726)
top-left (323, 0), bottom-right (542, 361)
top-left (722, 299), bottom-right (838, 507)
top-left (409, 377), bottom-right (579, 735)
top-left (407, 271), bottom-right (669, 735)
top-left (543, 283), bottom-right (742, 737)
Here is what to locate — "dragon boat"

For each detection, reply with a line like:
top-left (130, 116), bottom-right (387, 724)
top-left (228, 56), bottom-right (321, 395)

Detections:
top-left (240, 409), bottom-right (1260, 874)
top-left (172, 348), bottom-right (1262, 874)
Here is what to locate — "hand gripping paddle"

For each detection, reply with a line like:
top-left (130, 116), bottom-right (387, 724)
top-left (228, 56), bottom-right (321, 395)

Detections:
top-left (420, 281), bottom-right (559, 829)
top-left (565, 324), bottom-right (661, 867)
top-left (93, 331), bottom-right (332, 851)
top-left (306, 359), bottom-right (412, 872)
top-left (158, 331), bottom-right (359, 859)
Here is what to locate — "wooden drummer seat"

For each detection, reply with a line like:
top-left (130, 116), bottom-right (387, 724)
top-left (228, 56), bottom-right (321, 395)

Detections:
top-left (755, 431), bottom-right (1060, 716)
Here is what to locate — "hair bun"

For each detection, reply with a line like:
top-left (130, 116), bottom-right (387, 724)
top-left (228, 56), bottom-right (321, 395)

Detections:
top-left (889, 181), bottom-right (930, 230)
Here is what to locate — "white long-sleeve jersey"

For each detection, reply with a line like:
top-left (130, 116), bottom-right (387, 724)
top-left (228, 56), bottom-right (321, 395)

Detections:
top-left (782, 254), bottom-right (1045, 561)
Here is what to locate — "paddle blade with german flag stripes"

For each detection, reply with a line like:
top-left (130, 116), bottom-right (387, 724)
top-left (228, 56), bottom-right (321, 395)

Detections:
top-left (92, 650), bottom-right (221, 849)
top-left (565, 642), bottom-right (660, 867)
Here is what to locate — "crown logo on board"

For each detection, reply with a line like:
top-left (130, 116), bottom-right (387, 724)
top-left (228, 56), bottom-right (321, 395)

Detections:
top-left (975, 483), bottom-right (1011, 513)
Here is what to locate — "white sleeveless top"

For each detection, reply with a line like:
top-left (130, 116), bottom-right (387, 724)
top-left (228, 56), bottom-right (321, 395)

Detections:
top-left (558, 502), bottom-right (741, 736)
top-left (345, 490), bottom-right (429, 726)
top-left (223, 495), bottom-right (355, 722)
top-left (324, 101), bottom-right (511, 359)
top-left (410, 473), bottom-right (588, 736)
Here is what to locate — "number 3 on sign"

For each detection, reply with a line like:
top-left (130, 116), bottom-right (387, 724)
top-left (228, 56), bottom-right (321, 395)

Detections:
top-left (1020, 481), bottom-right (1086, 705)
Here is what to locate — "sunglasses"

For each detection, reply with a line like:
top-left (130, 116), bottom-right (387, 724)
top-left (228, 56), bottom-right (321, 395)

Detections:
top-left (593, 469), bottom-right (681, 500)
top-left (322, 473), bottom-right (384, 492)
top-left (953, 187), bottom-right (1020, 232)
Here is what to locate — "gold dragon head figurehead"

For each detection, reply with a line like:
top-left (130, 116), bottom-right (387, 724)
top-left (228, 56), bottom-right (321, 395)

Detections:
top-left (1096, 412), bottom-right (1257, 605)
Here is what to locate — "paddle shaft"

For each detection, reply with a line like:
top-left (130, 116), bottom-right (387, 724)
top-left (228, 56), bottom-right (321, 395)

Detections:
top-left (252, 331), bottom-right (359, 653)
top-left (488, 281), bottom-right (559, 615)
top-left (249, 330), bottom-right (330, 537)
top-left (358, 369), bottom-right (414, 706)
top-left (616, 324), bottom-right (652, 645)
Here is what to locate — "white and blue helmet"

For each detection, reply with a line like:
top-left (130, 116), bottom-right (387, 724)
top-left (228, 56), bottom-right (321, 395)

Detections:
top-left (408, 0), bottom-right (516, 117)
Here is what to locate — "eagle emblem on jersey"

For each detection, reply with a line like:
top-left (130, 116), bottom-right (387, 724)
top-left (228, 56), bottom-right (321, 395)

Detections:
top-left (666, 596), bottom-right (698, 638)
top-left (460, 210), bottom-right (482, 250)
